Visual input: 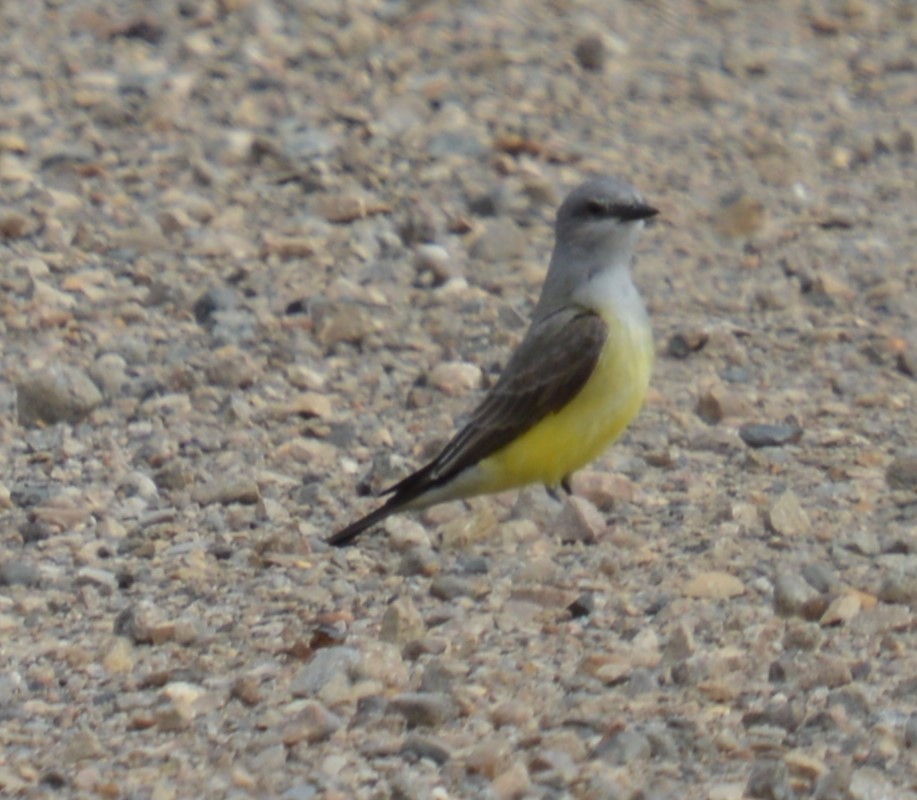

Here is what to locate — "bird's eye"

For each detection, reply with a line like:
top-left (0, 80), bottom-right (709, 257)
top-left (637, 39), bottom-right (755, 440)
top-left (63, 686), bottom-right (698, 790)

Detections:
top-left (585, 200), bottom-right (606, 216)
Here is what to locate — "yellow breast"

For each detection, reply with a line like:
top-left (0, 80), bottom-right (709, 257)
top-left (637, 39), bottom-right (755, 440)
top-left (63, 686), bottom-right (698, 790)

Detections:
top-left (476, 314), bottom-right (653, 491)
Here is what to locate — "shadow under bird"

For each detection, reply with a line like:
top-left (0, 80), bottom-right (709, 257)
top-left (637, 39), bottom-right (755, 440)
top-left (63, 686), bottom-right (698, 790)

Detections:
top-left (329, 176), bottom-right (659, 546)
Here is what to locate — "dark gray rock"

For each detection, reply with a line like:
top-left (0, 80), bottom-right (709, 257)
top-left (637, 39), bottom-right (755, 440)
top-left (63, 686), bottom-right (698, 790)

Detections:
top-left (739, 422), bottom-right (803, 448)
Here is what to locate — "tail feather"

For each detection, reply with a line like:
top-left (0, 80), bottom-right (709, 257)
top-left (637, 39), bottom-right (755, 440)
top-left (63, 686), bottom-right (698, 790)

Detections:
top-left (327, 499), bottom-right (401, 547)
top-left (328, 463), bottom-right (442, 547)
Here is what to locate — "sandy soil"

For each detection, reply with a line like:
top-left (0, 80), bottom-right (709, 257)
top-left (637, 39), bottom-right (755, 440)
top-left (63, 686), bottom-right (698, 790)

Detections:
top-left (0, 1), bottom-right (914, 798)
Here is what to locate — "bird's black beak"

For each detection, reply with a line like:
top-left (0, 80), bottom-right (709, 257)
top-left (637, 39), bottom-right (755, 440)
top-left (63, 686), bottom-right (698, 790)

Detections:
top-left (616, 203), bottom-right (660, 223)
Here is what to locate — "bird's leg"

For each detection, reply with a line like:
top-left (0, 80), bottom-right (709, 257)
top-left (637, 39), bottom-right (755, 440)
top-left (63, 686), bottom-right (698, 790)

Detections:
top-left (546, 475), bottom-right (575, 502)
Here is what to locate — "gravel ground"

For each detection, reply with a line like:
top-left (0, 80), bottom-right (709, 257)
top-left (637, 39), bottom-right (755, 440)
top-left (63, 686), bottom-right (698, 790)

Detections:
top-left (1, 1), bottom-right (915, 798)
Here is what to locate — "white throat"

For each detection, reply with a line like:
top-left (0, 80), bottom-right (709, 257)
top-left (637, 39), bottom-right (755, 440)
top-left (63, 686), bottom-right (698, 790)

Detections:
top-left (573, 263), bottom-right (646, 323)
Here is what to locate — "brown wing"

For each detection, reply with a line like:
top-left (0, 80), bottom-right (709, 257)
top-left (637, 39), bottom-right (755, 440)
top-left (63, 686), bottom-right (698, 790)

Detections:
top-left (387, 307), bottom-right (608, 496)
top-left (328, 308), bottom-right (607, 546)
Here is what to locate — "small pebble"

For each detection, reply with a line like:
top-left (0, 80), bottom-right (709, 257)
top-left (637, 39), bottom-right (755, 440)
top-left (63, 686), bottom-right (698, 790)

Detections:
top-left (743, 700), bottom-right (805, 733)
top-left (0, 208), bottom-right (34, 238)
top-left (802, 655), bottom-right (852, 689)
top-left (414, 243), bottom-right (457, 285)
top-left (801, 563), bottom-right (838, 593)
top-left (398, 546), bottom-right (441, 577)
top-left (192, 478), bottom-right (260, 507)
top-left (885, 452), bottom-right (917, 491)
top-left (491, 761), bottom-right (531, 800)
top-left (819, 593), bottom-right (862, 626)
top-left (356, 641), bottom-right (408, 688)
top-left (467, 185), bottom-right (509, 217)
top-left (571, 470), bottom-right (635, 509)
top-left (842, 529), bottom-right (880, 557)
top-left (714, 193), bottom-right (766, 239)
top-left (594, 729), bottom-right (652, 766)
top-left (739, 422), bottom-right (803, 448)
top-left (16, 365), bottom-right (103, 426)
top-left (814, 765), bottom-right (853, 800)
top-left (230, 676), bottom-right (262, 707)
top-left (773, 572), bottom-right (817, 617)
top-left (281, 701), bottom-right (341, 745)
top-left (557, 495), bottom-right (606, 543)
top-left (312, 302), bottom-right (379, 347)
top-left (696, 385), bottom-right (751, 424)
top-left (531, 747), bottom-right (579, 786)
top-left (281, 785), bottom-right (317, 800)
top-left (567, 591), bottom-right (595, 618)
top-left (490, 701), bottom-right (534, 729)
top-left (905, 714), bottom-right (917, 748)
top-left (380, 597), bottom-right (425, 644)
top-left (75, 567), bottom-right (119, 594)
top-left (683, 571), bottom-right (745, 599)
top-left (664, 621), bottom-right (696, 663)
top-left (64, 730), bottom-right (106, 762)
top-left (427, 361), bottom-right (482, 396)
top-left (419, 659), bottom-right (461, 694)
top-left (388, 692), bottom-right (456, 728)
top-left (401, 732), bottom-right (453, 764)
top-left (429, 574), bottom-right (485, 601)
top-left (102, 637), bottom-right (135, 675)
top-left (746, 758), bottom-right (793, 800)
top-left (318, 192), bottom-right (388, 224)
top-left (667, 329), bottom-right (709, 358)
top-left (765, 491), bottom-right (811, 536)
top-left (877, 567), bottom-right (917, 605)
top-left (398, 203), bottom-right (438, 245)
top-left (0, 560), bottom-right (41, 587)
top-left (896, 338), bottom-right (917, 377)
top-left (574, 34), bottom-right (606, 71)
top-left (193, 287), bottom-right (239, 325)
top-left (290, 648), bottom-right (361, 697)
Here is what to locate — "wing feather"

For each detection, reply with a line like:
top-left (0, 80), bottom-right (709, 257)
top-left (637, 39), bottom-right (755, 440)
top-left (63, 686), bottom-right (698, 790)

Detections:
top-left (389, 308), bottom-right (608, 496)
top-left (328, 308), bottom-right (608, 546)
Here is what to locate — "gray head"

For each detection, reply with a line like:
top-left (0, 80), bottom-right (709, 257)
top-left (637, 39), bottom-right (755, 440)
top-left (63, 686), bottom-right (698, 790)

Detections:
top-left (555, 176), bottom-right (658, 251)
top-left (533, 177), bottom-right (658, 318)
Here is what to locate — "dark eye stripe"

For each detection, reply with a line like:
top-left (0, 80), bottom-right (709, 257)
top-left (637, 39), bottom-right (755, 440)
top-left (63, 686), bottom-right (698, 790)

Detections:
top-left (576, 200), bottom-right (659, 222)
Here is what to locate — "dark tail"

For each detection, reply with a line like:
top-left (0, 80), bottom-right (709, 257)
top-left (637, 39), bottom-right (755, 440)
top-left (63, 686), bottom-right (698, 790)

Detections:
top-left (327, 461), bottom-right (445, 547)
top-left (326, 498), bottom-right (403, 547)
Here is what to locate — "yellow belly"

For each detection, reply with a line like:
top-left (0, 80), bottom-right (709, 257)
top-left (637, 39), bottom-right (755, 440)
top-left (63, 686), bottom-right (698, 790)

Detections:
top-left (475, 316), bottom-right (653, 491)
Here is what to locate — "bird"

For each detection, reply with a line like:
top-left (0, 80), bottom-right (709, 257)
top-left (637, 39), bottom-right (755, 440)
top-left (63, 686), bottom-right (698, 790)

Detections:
top-left (328, 176), bottom-right (658, 546)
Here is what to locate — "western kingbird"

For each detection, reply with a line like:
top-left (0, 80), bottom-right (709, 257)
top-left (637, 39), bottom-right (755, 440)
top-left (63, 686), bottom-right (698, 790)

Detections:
top-left (329, 176), bottom-right (658, 546)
